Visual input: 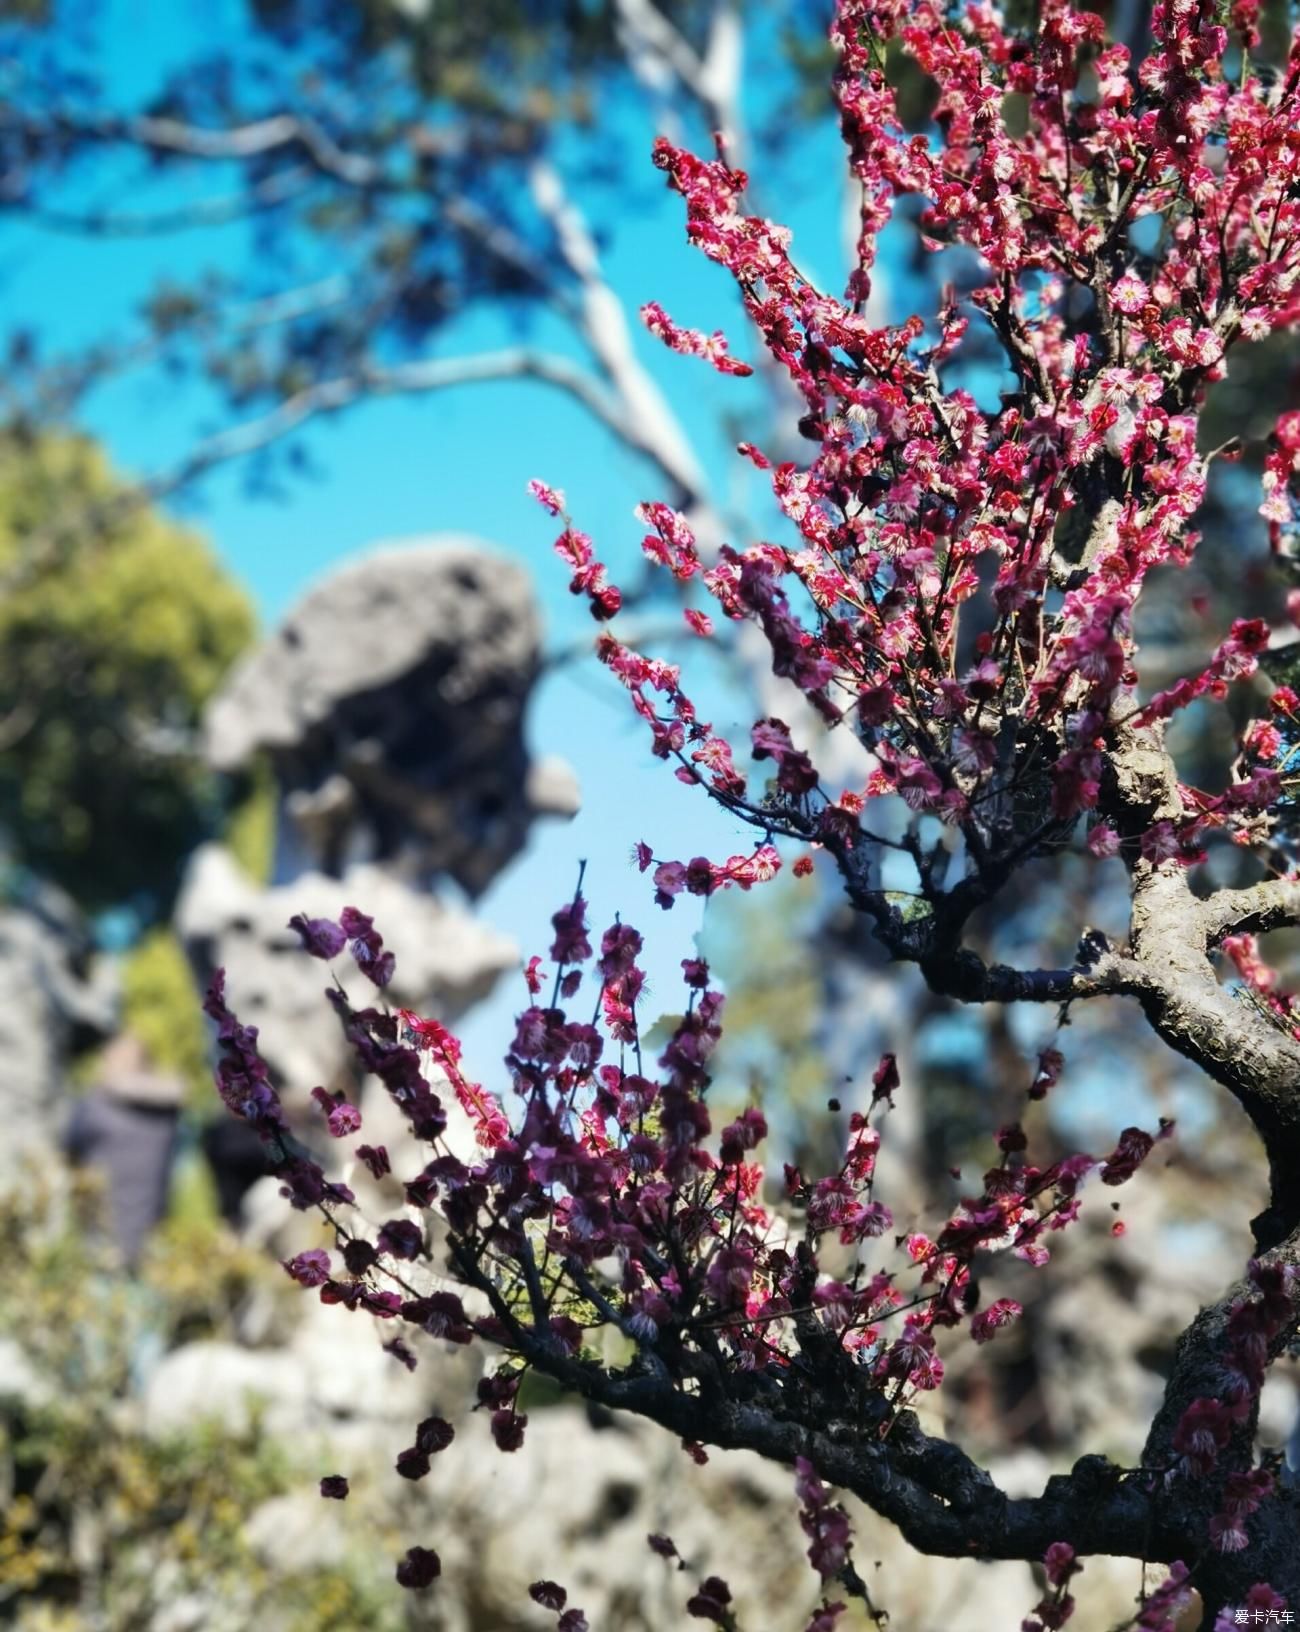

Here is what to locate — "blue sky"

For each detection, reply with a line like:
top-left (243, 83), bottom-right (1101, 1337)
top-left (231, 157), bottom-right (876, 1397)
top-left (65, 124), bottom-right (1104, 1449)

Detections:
top-left (1, 1), bottom-right (870, 1080)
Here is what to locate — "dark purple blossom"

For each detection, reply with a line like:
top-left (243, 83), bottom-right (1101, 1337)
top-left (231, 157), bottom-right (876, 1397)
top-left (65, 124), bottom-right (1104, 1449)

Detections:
top-left (312, 1085), bottom-right (362, 1138)
top-left (491, 1409), bottom-right (527, 1451)
top-left (284, 1249), bottom-right (332, 1287)
top-left (342, 1238), bottom-right (377, 1275)
top-left (383, 1338), bottom-right (418, 1371)
top-left (288, 913), bottom-right (347, 959)
top-left (395, 1546), bottom-right (441, 1589)
top-left (340, 905), bottom-right (397, 987)
top-left (686, 1576), bottom-right (733, 1624)
top-left (396, 1447), bottom-right (431, 1481)
top-left (550, 895), bottom-right (592, 963)
top-left (415, 1416), bottom-right (455, 1454)
top-left (356, 1143), bottom-right (391, 1179)
top-left (377, 1217), bottom-right (424, 1260)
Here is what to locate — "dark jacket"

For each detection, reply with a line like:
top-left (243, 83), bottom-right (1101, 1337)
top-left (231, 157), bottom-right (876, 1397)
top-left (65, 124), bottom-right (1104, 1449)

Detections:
top-left (65, 1091), bottom-right (180, 1266)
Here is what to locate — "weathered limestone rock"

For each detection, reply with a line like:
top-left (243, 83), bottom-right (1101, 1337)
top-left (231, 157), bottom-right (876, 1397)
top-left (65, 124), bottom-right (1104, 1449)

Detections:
top-left (204, 537), bottom-right (578, 895)
top-left (179, 538), bottom-right (577, 1200)
top-left (141, 1296), bottom-right (435, 1443)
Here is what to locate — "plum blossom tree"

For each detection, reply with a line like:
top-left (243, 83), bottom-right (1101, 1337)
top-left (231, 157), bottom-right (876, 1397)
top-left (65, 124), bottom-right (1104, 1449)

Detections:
top-left (207, 2), bottom-right (1300, 1627)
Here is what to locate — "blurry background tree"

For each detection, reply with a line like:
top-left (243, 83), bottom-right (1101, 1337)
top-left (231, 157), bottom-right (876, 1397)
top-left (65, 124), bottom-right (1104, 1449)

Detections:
top-left (0, 0), bottom-right (832, 526)
top-left (0, 429), bottom-right (254, 919)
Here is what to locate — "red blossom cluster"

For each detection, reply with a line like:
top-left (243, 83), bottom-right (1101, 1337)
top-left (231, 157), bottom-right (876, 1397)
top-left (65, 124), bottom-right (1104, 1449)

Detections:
top-left (1221, 930), bottom-right (1300, 1038)
top-left (1134, 1560), bottom-right (1196, 1631)
top-left (1023, 1539), bottom-right (1083, 1632)
top-left (531, 0), bottom-right (1300, 899)
top-left (641, 299), bottom-right (754, 377)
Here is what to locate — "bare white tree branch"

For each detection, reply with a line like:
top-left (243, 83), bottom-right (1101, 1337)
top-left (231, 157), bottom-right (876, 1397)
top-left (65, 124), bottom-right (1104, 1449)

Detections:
top-left (699, 0), bottom-right (744, 139)
top-left (528, 156), bottom-right (712, 518)
top-left (613, 0), bottom-right (709, 102)
top-left (441, 195), bottom-right (582, 322)
top-left (613, 0), bottom-right (743, 147)
top-left (148, 346), bottom-right (661, 498)
top-left (5, 107), bottom-right (387, 187)
top-left (6, 343), bottom-right (701, 592)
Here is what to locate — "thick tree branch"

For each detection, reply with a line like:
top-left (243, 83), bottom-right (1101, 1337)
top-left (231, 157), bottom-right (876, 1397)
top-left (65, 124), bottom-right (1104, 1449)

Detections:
top-left (1202, 875), bottom-right (1300, 945)
top-left (833, 643), bottom-right (1300, 1255)
top-left (451, 1242), bottom-right (1161, 1568)
top-left (1139, 1230), bottom-right (1300, 1615)
top-left (1106, 718), bottom-right (1300, 1247)
top-left (1144, 1232), bottom-right (1300, 1471)
top-left (918, 946), bottom-right (1148, 1005)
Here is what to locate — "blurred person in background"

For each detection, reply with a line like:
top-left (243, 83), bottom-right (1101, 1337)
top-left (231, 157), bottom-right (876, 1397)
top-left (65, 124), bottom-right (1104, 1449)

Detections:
top-left (64, 1032), bottom-right (184, 1267)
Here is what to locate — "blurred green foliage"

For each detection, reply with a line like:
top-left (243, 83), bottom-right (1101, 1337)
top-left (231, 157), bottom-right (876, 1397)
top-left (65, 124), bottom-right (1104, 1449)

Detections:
top-left (224, 753), bottom-right (278, 887)
top-left (0, 431), bottom-right (255, 917)
top-left (0, 1176), bottom-right (404, 1632)
top-left (118, 929), bottom-right (210, 1111)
